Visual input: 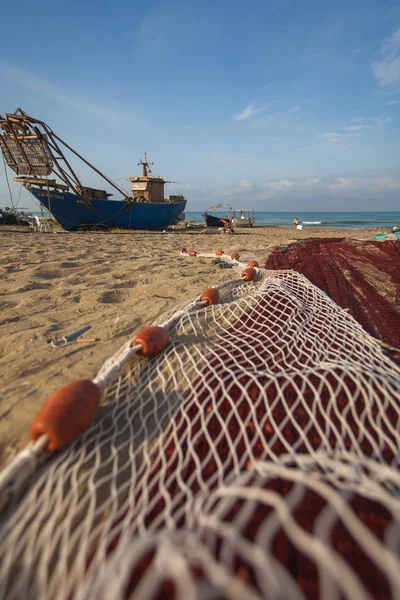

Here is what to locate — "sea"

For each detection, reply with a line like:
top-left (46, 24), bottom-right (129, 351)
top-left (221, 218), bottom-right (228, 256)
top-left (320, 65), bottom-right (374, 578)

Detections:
top-left (184, 211), bottom-right (400, 229)
top-left (29, 209), bottom-right (400, 229)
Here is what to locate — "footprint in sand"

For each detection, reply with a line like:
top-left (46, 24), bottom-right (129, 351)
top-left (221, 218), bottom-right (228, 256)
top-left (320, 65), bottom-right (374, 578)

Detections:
top-left (91, 267), bottom-right (112, 276)
top-left (34, 269), bottom-right (63, 280)
top-left (0, 300), bottom-right (17, 310)
top-left (98, 290), bottom-right (130, 304)
top-left (64, 276), bottom-right (86, 286)
top-left (60, 288), bottom-right (82, 297)
top-left (111, 280), bottom-right (137, 289)
top-left (0, 315), bottom-right (21, 326)
top-left (60, 262), bottom-right (83, 269)
top-left (15, 282), bottom-right (53, 292)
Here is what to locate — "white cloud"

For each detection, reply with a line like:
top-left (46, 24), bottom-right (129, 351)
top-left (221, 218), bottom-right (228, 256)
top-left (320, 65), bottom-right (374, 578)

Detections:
top-left (233, 101), bottom-right (274, 121)
top-left (372, 27), bottom-right (400, 85)
top-left (317, 132), bottom-right (342, 143)
top-left (239, 180), bottom-right (253, 189)
top-left (374, 58), bottom-right (400, 84)
top-left (203, 171), bottom-right (400, 208)
top-left (327, 174), bottom-right (400, 194)
top-left (385, 99), bottom-right (400, 105)
top-left (340, 125), bottom-right (366, 131)
top-left (233, 104), bottom-right (256, 121)
top-left (382, 27), bottom-right (400, 58)
top-left (166, 183), bottom-right (192, 192)
top-left (290, 105), bottom-right (301, 112)
top-left (185, 164), bottom-right (400, 210)
top-left (266, 180), bottom-right (294, 191)
top-left (318, 118), bottom-right (392, 143)
top-left (340, 117), bottom-right (393, 131)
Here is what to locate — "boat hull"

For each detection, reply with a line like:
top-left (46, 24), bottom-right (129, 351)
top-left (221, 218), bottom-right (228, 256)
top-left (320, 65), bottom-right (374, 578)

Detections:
top-left (233, 218), bottom-right (254, 228)
top-left (204, 213), bottom-right (230, 228)
top-left (30, 188), bottom-right (187, 232)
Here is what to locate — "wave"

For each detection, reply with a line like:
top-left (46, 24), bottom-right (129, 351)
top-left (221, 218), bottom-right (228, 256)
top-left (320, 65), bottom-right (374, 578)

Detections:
top-left (302, 221), bottom-right (322, 225)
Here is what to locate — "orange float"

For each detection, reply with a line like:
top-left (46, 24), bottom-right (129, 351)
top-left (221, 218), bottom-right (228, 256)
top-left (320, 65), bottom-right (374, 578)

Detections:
top-left (30, 380), bottom-right (101, 451)
top-left (200, 288), bottom-right (220, 306)
top-left (241, 267), bottom-right (257, 281)
top-left (131, 326), bottom-right (169, 357)
top-left (189, 251), bottom-right (197, 257)
top-left (247, 260), bottom-right (259, 268)
top-left (216, 249), bottom-right (224, 256)
top-left (231, 252), bottom-right (240, 260)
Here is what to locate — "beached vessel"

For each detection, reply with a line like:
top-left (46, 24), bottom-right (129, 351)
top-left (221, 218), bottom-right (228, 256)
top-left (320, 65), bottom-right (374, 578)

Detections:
top-left (0, 207), bottom-right (31, 226)
top-left (204, 204), bottom-right (255, 229)
top-left (0, 109), bottom-right (186, 231)
top-left (203, 204), bottom-right (233, 228)
top-left (231, 208), bottom-right (255, 228)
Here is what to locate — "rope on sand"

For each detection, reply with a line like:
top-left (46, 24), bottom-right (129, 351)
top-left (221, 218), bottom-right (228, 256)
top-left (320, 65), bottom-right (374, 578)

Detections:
top-left (0, 252), bottom-right (262, 510)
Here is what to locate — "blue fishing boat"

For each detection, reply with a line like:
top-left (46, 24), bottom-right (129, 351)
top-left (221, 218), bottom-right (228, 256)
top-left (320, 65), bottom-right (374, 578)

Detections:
top-left (0, 109), bottom-right (186, 231)
top-left (28, 188), bottom-right (185, 232)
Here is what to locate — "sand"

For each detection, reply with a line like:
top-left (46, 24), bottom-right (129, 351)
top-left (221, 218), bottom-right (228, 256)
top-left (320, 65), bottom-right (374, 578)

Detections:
top-left (0, 225), bottom-right (378, 466)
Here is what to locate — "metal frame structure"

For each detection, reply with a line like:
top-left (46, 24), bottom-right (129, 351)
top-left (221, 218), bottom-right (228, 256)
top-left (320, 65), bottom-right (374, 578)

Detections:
top-left (0, 108), bottom-right (132, 210)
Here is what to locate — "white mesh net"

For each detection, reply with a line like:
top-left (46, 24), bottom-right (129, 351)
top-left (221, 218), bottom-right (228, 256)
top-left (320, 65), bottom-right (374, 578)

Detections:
top-left (0, 269), bottom-right (399, 600)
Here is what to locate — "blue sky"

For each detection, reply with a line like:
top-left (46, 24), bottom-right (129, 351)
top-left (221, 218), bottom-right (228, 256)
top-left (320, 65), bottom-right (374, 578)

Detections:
top-left (1, 0), bottom-right (400, 211)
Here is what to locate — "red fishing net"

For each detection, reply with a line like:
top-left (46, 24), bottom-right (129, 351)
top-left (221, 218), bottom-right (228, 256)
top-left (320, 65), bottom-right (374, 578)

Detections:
top-left (265, 239), bottom-right (400, 351)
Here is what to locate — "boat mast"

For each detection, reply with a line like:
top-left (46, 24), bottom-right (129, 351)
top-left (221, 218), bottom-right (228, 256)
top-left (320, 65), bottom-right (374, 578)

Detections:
top-left (138, 152), bottom-right (153, 177)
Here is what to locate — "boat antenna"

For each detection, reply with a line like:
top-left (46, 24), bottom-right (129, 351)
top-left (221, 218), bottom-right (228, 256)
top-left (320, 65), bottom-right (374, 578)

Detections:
top-left (138, 152), bottom-right (153, 177)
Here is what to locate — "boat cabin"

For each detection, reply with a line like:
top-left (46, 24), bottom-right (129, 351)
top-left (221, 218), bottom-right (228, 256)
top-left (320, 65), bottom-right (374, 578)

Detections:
top-left (129, 176), bottom-right (165, 203)
top-left (129, 153), bottom-right (184, 204)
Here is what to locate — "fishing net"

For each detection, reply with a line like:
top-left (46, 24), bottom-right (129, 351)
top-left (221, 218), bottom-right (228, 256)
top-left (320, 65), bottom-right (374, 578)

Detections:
top-left (0, 268), bottom-right (400, 600)
top-left (266, 238), bottom-right (400, 350)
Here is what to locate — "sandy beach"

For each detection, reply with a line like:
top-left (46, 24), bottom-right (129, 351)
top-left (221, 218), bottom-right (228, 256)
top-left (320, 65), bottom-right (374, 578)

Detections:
top-left (0, 225), bottom-right (384, 466)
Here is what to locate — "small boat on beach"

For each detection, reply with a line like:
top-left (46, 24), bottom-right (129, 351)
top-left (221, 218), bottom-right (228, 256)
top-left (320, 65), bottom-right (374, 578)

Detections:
top-left (203, 204), bottom-right (233, 228)
top-left (0, 207), bottom-right (31, 226)
top-left (203, 204), bottom-right (255, 229)
top-left (231, 208), bottom-right (255, 228)
top-left (0, 109), bottom-right (186, 231)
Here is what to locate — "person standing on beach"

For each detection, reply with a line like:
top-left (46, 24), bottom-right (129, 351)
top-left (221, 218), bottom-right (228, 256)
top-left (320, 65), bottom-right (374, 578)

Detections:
top-left (293, 217), bottom-right (299, 226)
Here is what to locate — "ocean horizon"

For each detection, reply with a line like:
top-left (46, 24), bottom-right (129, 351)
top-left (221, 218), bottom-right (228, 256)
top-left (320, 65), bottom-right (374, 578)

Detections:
top-left (25, 209), bottom-right (400, 230)
top-left (184, 210), bottom-right (400, 229)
